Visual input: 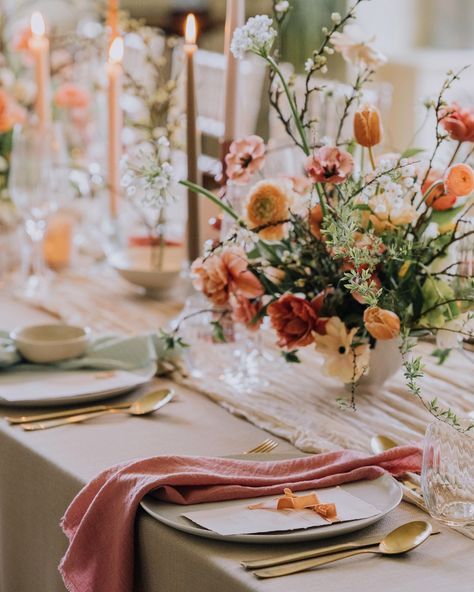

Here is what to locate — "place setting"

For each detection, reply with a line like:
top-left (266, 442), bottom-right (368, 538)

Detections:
top-left (1, 0), bottom-right (474, 592)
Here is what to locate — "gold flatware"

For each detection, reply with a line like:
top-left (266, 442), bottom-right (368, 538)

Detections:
top-left (370, 434), bottom-right (425, 510)
top-left (253, 521), bottom-right (432, 579)
top-left (242, 526), bottom-right (440, 570)
top-left (244, 438), bottom-right (279, 454)
top-left (20, 388), bottom-right (174, 431)
top-left (5, 401), bottom-right (132, 425)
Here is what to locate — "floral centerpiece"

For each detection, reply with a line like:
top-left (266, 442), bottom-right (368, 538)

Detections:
top-left (159, 1), bottom-right (474, 429)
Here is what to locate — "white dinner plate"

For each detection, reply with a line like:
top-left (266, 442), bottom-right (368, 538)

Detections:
top-left (140, 453), bottom-right (402, 544)
top-left (0, 363), bottom-right (156, 407)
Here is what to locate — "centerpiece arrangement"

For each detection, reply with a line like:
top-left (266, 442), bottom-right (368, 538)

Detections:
top-left (157, 0), bottom-right (474, 430)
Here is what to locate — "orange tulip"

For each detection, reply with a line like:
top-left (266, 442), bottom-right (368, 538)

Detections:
top-left (444, 163), bottom-right (474, 197)
top-left (353, 104), bottom-right (383, 148)
top-left (363, 306), bottom-right (400, 340)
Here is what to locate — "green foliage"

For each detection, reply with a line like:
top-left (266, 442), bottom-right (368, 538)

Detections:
top-left (282, 350), bottom-right (301, 363)
top-left (431, 348), bottom-right (451, 365)
top-left (159, 329), bottom-right (189, 351)
top-left (210, 321), bottom-right (226, 343)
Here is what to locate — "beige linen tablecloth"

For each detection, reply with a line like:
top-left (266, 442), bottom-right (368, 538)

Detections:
top-left (1, 283), bottom-right (474, 592)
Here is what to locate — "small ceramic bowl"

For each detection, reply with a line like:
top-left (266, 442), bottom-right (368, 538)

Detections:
top-left (11, 324), bottom-right (90, 364)
top-left (108, 246), bottom-right (185, 299)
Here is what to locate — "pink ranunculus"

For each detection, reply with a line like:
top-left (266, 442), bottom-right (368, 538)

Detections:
top-left (267, 293), bottom-right (322, 350)
top-left (304, 146), bottom-right (354, 185)
top-left (54, 83), bottom-right (90, 110)
top-left (230, 293), bottom-right (262, 331)
top-left (191, 246), bottom-right (263, 306)
top-left (440, 102), bottom-right (474, 143)
top-left (225, 135), bottom-right (266, 184)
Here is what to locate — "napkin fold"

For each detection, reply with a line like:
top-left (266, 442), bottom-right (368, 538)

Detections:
top-left (0, 331), bottom-right (178, 372)
top-left (59, 446), bottom-right (421, 592)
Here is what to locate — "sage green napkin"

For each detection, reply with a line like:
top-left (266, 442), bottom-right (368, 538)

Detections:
top-left (0, 331), bottom-right (179, 372)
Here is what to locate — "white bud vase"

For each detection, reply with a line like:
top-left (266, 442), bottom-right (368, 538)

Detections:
top-left (356, 337), bottom-right (404, 389)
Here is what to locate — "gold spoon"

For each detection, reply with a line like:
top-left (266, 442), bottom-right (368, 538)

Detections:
top-left (20, 388), bottom-right (175, 431)
top-left (253, 521), bottom-right (433, 579)
top-left (6, 388), bottom-right (173, 425)
top-left (371, 434), bottom-right (423, 491)
top-left (371, 434), bottom-right (399, 454)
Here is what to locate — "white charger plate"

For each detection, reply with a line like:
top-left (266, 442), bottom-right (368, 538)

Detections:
top-left (0, 363), bottom-right (156, 407)
top-left (140, 453), bottom-right (402, 544)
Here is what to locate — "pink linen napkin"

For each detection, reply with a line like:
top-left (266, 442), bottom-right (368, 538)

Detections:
top-left (59, 446), bottom-right (421, 592)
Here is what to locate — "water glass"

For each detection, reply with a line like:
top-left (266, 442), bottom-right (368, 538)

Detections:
top-left (422, 421), bottom-right (474, 527)
top-left (9, 124), bottom-right (58, 297)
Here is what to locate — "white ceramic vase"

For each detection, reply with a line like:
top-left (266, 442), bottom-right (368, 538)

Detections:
top-left (357, 337), bottom-right (404, 389)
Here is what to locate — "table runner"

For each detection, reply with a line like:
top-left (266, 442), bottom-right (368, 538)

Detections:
top-left (11, 266), bottom-right (474, 455)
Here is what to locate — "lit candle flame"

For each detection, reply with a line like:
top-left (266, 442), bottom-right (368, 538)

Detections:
top-left (31, 11), bottom-right (45, 37)
top-left (108, 36), bottom-right (124, 64)
top-left (184, 14), bottom-right (197, 45)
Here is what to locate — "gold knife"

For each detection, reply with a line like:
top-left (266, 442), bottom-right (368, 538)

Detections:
top-left (4, 402), bottom-right (132, 424)
top-left (242, 528), bottom-right (440, 570)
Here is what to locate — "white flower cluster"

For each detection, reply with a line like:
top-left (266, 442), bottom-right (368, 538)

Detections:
top-left (304, 54), bottom-right (328, 74)
top-left (121, 137), bottom-right (177, 210)
top-left (274, 1), bottom-right (290, 13)
top-left (231, 15), bottom-right (277, 59)
top-left (357, 156), bottom-right (420, 204)
top-left (354, 155), bottom-right (421, 228)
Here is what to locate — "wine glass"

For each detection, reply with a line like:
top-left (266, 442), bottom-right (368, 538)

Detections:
top-left (9, 123), bottom-right (57, 297)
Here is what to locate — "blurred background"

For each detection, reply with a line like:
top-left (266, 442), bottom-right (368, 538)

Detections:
top-left (2, 0), bottom-right (473, 153)
top-left (0, 0), bottom-right (473, 275)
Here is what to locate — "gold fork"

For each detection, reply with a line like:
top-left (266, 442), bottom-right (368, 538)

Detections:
top-left (244, 438), bottom-right (279, 454)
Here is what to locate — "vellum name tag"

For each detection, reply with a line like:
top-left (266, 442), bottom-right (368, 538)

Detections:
top-left (182, 487), bottom-right (380, 536)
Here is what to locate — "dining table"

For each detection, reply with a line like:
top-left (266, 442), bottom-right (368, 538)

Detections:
top-left (1, 269), bottom-right (474, 592)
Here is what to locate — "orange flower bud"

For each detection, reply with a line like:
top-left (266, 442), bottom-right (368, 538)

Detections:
top-left (353, 104), bottom-right (383, 148)
top-left (444, 163), bottom-right (474, 197)
top-left (363, 306), bottom-right (400, 340)
top-left (308, 204), bottom-right (323, 239)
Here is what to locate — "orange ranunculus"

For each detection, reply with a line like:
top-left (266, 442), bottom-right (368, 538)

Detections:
top-left (363, 306), bottom-right (400, 340)
top-left (246, 180), bottom-right (289, 241)
top-left (444, 163), bottom-right (474, 197)
top-left (54, 83), bottom-right (90, 109)
top-left (0, 89), bottom-right (25, 133)
top-left (191, 246), bottom-right (263, 306)
top-left (353, 104), bottom-right (383, 148)
top-left (422, 169), bottom-right (456, 211)
top-left (267, 293), bottom-right (323, 350)
top-left (308, 204), bottom-right (323, 239)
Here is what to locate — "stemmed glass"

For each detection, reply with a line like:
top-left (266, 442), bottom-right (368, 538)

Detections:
top-left (9, 123), bottom-right (57, 297)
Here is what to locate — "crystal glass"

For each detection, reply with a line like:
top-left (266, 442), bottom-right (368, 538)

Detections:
top-left (9, 124), bottom-right (57, 297)
top-left (421, 421), bottom-right (474, 527)
top-left (176, 293), bottom-right (269, 394)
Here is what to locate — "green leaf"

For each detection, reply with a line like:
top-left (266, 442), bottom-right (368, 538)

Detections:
top-left (210, 320), bottom-right (226, 343)
top-left (400, 147), bottom-right (426, 159)
top-left (431, 348), bottom-right (451, 365)
top-left (430, 204), bottom-right (465, 226)
top-left (282, 350), bottom-right (301, 363)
